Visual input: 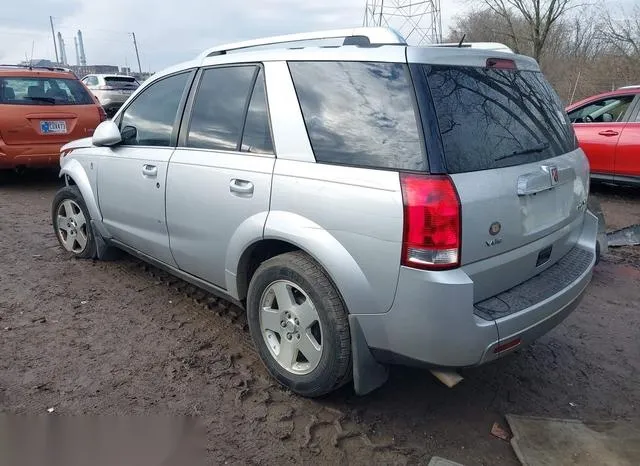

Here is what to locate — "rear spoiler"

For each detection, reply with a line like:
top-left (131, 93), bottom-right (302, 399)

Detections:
top-left (430, 42), bottom-right (514, 54)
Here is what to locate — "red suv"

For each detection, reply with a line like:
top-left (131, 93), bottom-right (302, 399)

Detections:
top-left (0, 65), bottom-right (106, 170)
top-left (567, 86), bottom-right (640, 186)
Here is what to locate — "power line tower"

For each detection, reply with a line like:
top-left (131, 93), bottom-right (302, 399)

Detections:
top-left (363, 0), bottom-right (442, 45)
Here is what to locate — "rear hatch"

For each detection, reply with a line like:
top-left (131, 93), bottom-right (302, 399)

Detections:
top-left (0, 75), bottom-right (100, 145)
top-left (412, 57), bottom-right (589, 300)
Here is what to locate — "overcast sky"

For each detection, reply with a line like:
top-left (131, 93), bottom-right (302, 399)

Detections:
top-left (0, 0), bottom-right (635, 72)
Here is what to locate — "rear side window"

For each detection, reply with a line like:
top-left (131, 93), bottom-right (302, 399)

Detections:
top-left (187, 66), bottom-right (257, 151)
top-left (421, 65), bottom-right (577, 174)
top-left (0, 77), bottom-right (93, 105)
top-left (241, 69), bottom-right (273, 154)
top-left (119, 72), bottom-right (190, 146)
top-left (289, 61), bottom-right (426, 171)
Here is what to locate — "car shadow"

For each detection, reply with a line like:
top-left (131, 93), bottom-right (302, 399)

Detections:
top-left (0, 168), bottom-right (63, 189)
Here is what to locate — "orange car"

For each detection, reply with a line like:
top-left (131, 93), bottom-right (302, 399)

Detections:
top-left (0, 65), bottom-right (106, 170)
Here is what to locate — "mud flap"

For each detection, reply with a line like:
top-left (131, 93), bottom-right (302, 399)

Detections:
top-left (349, 315), bottom-right (389, 396)
top-left (91, 220), bottom-right (121, 260)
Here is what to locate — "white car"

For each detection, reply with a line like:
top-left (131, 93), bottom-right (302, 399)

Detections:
top-left (81, 74), bottom-right (139, 116)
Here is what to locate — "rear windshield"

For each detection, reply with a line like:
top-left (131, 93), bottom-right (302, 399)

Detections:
top-left (0, 77), bottom-right (94, 105)
top-left (421, 65), bottom-right (577, 174)
top-left (105, 76), bottom-right (139, 88)
top-left (289, 61), bottom-right (426, 171)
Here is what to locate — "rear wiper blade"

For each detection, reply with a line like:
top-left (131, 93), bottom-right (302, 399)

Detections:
top-left (495, 142), bottom-right (550, 162)
top-left (25, 96), bottom-right (56, 104)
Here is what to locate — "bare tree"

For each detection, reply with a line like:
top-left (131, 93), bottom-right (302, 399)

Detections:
top-left (476, 0), bottom-right (581, 61)
top-left (602, 6), bottom-right (640, 64)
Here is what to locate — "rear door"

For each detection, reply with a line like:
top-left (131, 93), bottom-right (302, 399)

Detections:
top-left (567, 94), bottom-right (636, 179)
top-left (0, 75), bottom-right (99, 145)
top-left (414, 61), bottom-right (590, 300)
top-left (613, 97), bottom-right (640, 183)
top-left (97, 70), bottom-right (194, 265)
top-left (166, 65), bottom-right (275, 289)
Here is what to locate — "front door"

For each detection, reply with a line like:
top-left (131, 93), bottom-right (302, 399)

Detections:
top-left (97, 71), bottom-right (194, 265)
top-left (167, 65), bottom-right (275, 289)
top-left (568, 94), bottom-right (636, 179)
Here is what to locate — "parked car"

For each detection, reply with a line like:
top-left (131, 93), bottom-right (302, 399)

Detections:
top-left (52, 28), bottom-right (598, 397)
top-left (81, 74), bottom-right (140, 117)
top-left (567, 87), bottom-right (640, 186)
top-left (0, 65), bottom-right (105, 170)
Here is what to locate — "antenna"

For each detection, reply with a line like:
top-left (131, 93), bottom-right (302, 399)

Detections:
top-left (29, 41), bottom-right (35, 67)
top-left (457, 34), bottom-right (466, 48)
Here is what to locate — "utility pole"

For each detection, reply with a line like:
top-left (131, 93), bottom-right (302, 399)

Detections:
top-left (49, 16), bottom-right (59, 63)
top-left (131, 32), bottom-right (142, 74)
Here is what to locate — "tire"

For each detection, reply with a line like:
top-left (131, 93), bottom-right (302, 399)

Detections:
top-left (51, 186), bottom-right (97, 259)
top-left (247, 251), bottom-right (352, 397)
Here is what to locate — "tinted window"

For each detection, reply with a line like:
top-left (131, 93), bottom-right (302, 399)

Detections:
top-left (289, 61), bottom-right (425, 171)
top-left (568, 96), bottom-right (634, 123)
top-left (0, 77), bottom-right (93, 105)
top-left (241, 69), bottom-right (273, 154)
top-left (422, 65), bottom-right (577, 174)
top-left (104, 76), bottom-right (139, 89)
top-left (187, 66), bottom-right (256, 151)
top-left (120, 72), bottom-right (190, 146)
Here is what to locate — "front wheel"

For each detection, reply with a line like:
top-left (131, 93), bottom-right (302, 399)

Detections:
top-left (247, 251), bottom-right (352, 397)
top-left (52, 186), bottom-right (97, 259)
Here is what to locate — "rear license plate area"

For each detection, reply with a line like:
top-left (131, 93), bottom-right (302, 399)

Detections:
top-left (536, 245), bottom-right (553, 267)
top-left (40, 120), bottom-right (67, 134)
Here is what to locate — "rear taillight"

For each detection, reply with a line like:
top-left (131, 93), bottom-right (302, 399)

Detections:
top-left (98, 106), bottom-right (107, 122)
top-left (400, 174), bottom-right (461, 270)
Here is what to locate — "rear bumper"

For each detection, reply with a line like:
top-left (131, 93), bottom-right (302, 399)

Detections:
top-left (0, 143), bottom-right (63, 168)
top-left (355, 211), bottom-right (598, 368)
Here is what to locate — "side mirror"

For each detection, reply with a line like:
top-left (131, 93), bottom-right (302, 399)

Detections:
top-left (92, 120), bottom-right (122, 146)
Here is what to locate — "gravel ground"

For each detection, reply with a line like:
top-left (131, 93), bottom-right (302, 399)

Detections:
top-left (1, 171), bottom-right (638, 465)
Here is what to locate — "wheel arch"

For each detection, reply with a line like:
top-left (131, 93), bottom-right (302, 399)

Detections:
top-left (230, 211), bottom-right (380, 317)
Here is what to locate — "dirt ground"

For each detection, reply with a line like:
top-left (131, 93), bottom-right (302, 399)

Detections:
top-left (1, 172), bottom-right (639, 465)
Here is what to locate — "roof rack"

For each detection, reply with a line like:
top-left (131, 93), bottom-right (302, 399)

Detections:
top-left (197, 27), bottom-right (406, 60)
top-left (0, 64), bottom-right (72, 72)
top-left (618, 85), bottom-right (640, 90)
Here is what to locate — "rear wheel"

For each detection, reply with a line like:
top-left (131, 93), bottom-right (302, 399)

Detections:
top-left (247, 251), bottom-right (352, 397)
top-left (52, 186), bottom-right (97, 259)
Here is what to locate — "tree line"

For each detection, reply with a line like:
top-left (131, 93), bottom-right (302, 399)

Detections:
top-left (447, 0), bottom-right (640, 103)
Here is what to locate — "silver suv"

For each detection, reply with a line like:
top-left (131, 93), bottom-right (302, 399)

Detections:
top-left (52, 28), bottom-right (598, 397)
top-left (81, 74), bottom-right (140, 116)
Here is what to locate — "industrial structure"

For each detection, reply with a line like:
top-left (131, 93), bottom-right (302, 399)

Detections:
top-left (363, 0), bottom-right (442, 45)
top-left (57, 32), bottom-right (68, 66)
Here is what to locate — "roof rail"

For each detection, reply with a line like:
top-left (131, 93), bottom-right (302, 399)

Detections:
top-left (0, 64), bottom-right (72, 72)
top-left (618, 85), bottom-right (640, 90)
top-left (430, 42), bottom-right (514, 54)
top-left (197, 27), bottom-right (406, 60)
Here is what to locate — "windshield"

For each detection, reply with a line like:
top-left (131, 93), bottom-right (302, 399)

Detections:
top-left (420, 65), bottom-right (577, 173)
top-left (0, 76), bottom-right (94, 105)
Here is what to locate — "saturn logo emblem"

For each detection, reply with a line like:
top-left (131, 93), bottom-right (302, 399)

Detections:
top-left (489, 222), bottom-right (502, 236)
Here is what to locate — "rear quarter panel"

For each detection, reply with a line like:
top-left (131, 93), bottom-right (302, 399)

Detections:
top-left (265, 159), bottom-right (404, 315)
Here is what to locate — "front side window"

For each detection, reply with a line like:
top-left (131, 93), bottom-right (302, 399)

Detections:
top-left (187, 66), bottom-right (257, 151)
top-left (288, 61), bottom-right (425, 171)
top-left (568, 95), bottom-right (635, 123)
top-left (0, 77), bottom-right (93, 105)
top-left (119, 72), bottom-right (190, 147)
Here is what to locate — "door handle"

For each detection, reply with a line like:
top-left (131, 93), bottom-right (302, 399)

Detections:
top-left (598, 130), bottom-right (619, 137)
top-left (229, 179), bottom-right (254, 196)
top-left (142, 164), bottom-right (158, 177)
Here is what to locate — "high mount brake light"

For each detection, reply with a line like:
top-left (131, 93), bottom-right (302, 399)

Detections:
top-left (486, 58), bottom-right (517, 70)
top-left (400, 174), bottom-right (461, 270)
